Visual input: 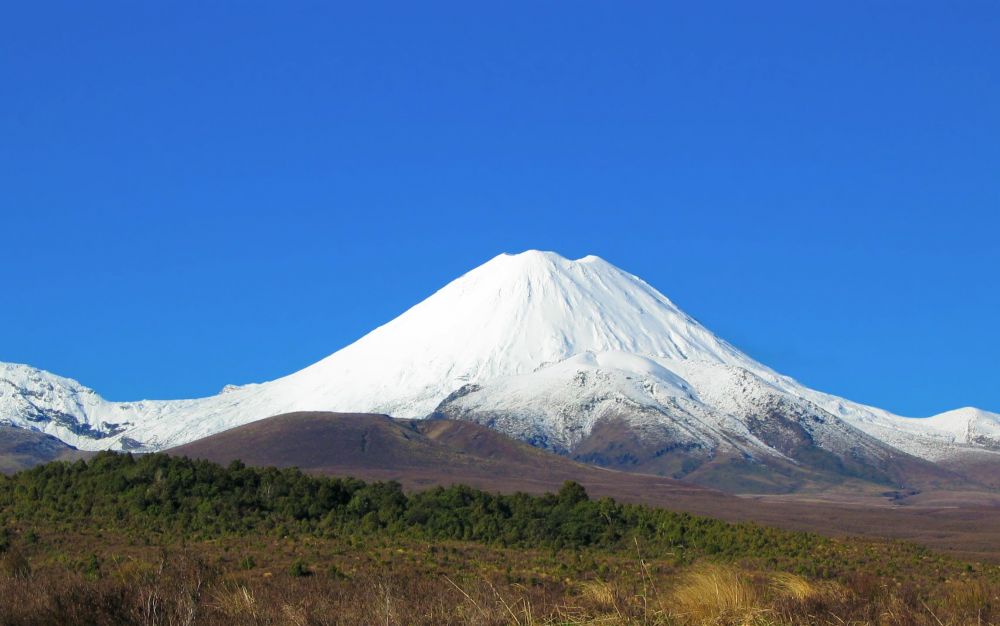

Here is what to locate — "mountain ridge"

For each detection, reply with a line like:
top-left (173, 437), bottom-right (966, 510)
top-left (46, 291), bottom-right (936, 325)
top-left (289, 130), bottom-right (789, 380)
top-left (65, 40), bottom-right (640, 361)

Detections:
top-left (1, 250), bottom-right (998, 492)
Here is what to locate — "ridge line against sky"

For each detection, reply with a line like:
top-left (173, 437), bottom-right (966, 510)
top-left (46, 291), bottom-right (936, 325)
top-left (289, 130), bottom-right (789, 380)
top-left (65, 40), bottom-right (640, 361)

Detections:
top-left (1, 2), bottom-right (998, 416)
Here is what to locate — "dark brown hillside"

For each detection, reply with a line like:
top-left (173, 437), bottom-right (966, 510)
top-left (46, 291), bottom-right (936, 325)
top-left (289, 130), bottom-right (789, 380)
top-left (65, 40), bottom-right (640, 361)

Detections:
top-left (0, 425), bottom-right (92, 474)
top-left (936, 450), bottom-right (1000, 490)
top-left (570, 416), bottom-right (975, 494)
top-left (168, 412), bottom-right (729, 504)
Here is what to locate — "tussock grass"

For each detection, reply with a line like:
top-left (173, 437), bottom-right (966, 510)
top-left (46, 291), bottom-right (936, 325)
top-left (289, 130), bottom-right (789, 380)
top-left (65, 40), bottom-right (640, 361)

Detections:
top-left (211, 584), bottom-right (259, 621)
top-left (665, 564), bottom-right (766, 624)
top-left (578, 580), bottom-right (618, 611)
top-left (768, 572), bottom-right (817, 602)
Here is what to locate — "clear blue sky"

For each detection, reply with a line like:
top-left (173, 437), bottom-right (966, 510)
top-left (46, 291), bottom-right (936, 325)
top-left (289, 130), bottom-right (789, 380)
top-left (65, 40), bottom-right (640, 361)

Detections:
top-left (2, 2), bottom-right (997, 416)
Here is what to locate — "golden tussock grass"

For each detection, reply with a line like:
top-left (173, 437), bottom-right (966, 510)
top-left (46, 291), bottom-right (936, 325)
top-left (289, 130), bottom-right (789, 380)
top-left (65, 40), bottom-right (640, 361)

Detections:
top-left (769, 571), bottom-right (827, 602)
top-left (578, 580), bottom-right (618, 611)
top-left (664, 563), bottom-right (766, 624)
top-left (211, 584), bottom-right (261, 622)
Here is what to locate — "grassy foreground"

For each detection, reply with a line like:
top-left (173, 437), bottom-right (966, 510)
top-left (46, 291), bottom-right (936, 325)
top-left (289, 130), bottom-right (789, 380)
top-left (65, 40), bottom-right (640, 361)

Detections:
top-left (0, 453), bottom-right (997, 624)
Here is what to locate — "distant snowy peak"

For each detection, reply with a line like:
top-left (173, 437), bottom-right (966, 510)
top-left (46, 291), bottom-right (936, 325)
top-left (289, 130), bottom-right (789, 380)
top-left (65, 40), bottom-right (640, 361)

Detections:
top-left (0, 362), bottom-right (132, 448)
top-left (874, 406), bottom-right (1000, 459)
top-left (924, 407), bottom-right (1000, 439)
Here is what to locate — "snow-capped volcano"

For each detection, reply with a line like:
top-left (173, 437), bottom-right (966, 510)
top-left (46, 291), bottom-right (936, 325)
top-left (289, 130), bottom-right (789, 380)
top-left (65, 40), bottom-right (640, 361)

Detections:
top-left (2, 251), bottom-right (998, 489)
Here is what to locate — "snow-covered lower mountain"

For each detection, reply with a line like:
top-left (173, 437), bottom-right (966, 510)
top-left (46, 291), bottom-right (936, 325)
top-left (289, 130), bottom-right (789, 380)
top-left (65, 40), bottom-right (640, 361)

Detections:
top-left (2, 251), bottom-right (998, 489)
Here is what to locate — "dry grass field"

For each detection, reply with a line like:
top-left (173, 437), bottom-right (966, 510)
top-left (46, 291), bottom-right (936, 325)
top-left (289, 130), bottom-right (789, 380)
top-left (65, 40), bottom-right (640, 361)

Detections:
top-left (2, 530), bottom-right (999, 625)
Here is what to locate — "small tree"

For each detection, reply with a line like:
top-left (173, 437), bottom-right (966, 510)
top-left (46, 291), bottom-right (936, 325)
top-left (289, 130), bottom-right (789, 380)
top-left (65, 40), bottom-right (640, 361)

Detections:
top-left (557, 481), bottom-right (589, 506)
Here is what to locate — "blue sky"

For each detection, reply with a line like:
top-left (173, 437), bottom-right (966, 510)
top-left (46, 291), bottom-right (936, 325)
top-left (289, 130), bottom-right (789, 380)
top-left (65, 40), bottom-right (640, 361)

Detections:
top-left (2, 2), bottom-right (997, 416)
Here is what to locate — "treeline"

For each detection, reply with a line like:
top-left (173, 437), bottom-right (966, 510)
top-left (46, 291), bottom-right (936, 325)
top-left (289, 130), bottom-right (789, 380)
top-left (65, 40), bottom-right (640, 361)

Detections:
top-left (0, 453), bottom-right (913, 576)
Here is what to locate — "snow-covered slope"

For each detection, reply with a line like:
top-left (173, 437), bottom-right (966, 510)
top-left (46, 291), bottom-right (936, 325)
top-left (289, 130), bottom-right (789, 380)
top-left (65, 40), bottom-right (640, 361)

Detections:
top-left (1, 251), bottom-right (998, 478)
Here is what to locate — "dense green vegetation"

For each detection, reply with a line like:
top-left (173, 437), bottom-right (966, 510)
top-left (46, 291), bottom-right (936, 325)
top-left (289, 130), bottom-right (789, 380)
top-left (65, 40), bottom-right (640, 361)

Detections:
top-left (0, 453), bottom-right (807, 552)
top-left (0, 452), bottom-right (954, 579)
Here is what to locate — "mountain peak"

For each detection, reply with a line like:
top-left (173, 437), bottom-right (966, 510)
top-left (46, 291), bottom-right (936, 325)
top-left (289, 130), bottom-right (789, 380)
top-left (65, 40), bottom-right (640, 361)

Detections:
top-left (284, 250), bottom-right (748, 418)
top-left (495, 249), bottom-right (567, 261)
top-left (488, 250), bottom-right (609, 271)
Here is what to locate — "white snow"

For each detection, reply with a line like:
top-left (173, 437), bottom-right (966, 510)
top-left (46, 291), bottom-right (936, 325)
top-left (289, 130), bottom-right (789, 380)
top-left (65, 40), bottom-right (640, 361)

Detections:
top-left (1, 250), bottom-right (997, 462)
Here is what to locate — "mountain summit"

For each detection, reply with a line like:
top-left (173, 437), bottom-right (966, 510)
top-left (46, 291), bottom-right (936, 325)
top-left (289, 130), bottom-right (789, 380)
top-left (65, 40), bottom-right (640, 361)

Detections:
top-left (287, 250), bottom-right (751, 418)
top-left (2, 250), bottom-right (998, 490)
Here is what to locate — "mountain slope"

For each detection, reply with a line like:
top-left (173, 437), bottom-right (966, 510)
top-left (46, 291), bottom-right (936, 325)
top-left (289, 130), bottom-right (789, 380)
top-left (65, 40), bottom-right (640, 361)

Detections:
top-left (1, 251), bottom-right (998, 492)
top-left (0, 424), bottom-right (91, 474)
top-left (430, 352), bottom-right (971, 491)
